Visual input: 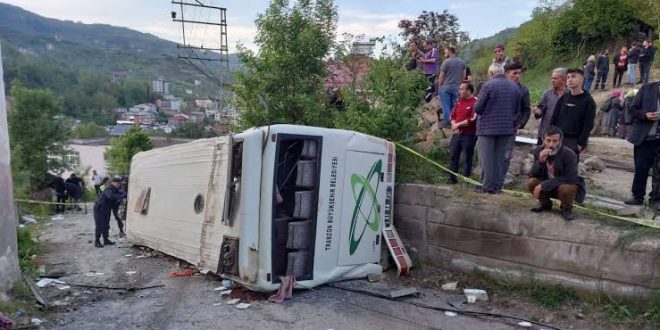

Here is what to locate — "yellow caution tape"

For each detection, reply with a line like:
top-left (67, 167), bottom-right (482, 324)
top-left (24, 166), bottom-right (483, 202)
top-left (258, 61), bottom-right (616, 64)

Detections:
top-left (14, 198), bottom-right (89, 206)
top-left (394, 142), bottom-right (660, 229)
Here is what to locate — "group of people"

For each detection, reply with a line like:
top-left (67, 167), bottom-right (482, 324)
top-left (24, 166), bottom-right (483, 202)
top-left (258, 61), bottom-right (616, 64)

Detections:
top-left (583, 40), bottom-right (657, 91)
top-left (49, 173), bottom-right (85, 214)
top-left (410, 40), bottom-right (660, 221)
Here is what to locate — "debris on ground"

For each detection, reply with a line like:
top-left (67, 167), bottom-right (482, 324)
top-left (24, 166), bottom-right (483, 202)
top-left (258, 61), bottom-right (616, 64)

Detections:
top-left (226, 298), bottom-right (240, 305)
top-left (367, 273), bottom-right (382, 282)
top-left (463, 289), bottom-right (489, 303)
top-left (125, 271), bottom-right (137, 275)
top-left (51, 215), bottom-right (64, 221)
top-left (222, 279), bottom-right (233, 289)
top-left (212, 302), bottom-right (223, 306)
top-left (583, 156), bottom-right (606, 172)
top-left (441, 281), bottom-right (458, 291)
top-left (388, 287), bottom-right (418, 299)
top-left (36, 278), bottom-right (67, 288)
top-left (168, 268), bottom-right (195, 277)
top-left (517, 321), bottom-right (532, 327)
top-left (84, 272), bottom-right (105, 277)
top-left (55, 284), bottom-right (71, 291)
top-left (447, 295), bottom-right (467, 310)
top-left (444, 311), bottom-right (457, 317)
top-left (21, 215), bottom-right (38, 224)
top-left (0, 313), bottom-right (13, 330)
top-left (219, 290), bottom-right (231, 296)
top-left (30, 318), bottom-right (43, 326)
top-left (235, 303), bottom-right (251, 309)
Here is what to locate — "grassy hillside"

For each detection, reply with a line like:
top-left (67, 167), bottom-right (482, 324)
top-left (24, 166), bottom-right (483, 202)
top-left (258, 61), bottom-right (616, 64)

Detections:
top-left (0, 3), bottom-right (239, 98)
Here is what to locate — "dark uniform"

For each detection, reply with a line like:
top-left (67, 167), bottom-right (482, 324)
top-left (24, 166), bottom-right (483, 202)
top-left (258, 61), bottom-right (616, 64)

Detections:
top-left (50, 175), bottom-right (67, 214)
top-left (93, 179), bottom-right (126, 247)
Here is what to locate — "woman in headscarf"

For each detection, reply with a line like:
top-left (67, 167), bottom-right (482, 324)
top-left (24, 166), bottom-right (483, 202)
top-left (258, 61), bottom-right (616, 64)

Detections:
top-left (599, 88), bottom-right (623, 136)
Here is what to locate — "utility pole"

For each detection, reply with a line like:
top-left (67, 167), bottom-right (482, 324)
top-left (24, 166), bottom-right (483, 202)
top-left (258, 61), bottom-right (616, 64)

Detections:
top-left (0, 42), bottom-right (20, 300)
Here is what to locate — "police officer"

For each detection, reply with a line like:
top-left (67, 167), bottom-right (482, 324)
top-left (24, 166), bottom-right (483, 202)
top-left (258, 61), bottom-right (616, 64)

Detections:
top-left (93, 177), bottom-right (126, 248)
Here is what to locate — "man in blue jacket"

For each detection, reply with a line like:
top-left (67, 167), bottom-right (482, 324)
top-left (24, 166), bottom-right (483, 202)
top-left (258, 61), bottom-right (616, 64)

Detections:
top-left (624, 80), bottom-right (660, 209)
top-left (93, 177), bottom-right (126, 247)
top-left (475, 63), bottom-right (520, 194)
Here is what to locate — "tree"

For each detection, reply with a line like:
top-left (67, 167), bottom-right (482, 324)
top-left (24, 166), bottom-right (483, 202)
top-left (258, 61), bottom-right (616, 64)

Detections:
top-left (8, 83), bottom-right (71, 192)
top-left (551, 0), bottom-right (636, 56)
top-left (73, 122), bottom-right (108, 139)
top-left (335, 58), bottom-right (427, 142)
top-left (171, 121), bottom-right (206, 139)
top-left (105, 127), bottom-right (154, 175)
top-left (231, 0), bottom-right (339, 129)
top-left (398, 10), bottom-right (470, 51)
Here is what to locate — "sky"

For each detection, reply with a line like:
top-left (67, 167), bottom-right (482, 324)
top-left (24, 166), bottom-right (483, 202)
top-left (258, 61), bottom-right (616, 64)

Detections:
top-left (2, 0), bottom-right (538, 53)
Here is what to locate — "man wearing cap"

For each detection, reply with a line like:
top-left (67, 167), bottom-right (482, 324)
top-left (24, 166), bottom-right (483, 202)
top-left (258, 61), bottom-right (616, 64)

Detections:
top-left (500, 62), bottom-right (531, 185)
top-left (492, 44), bottom-right (512, 71)
top-left (93, 177), bottom-right (126, 247)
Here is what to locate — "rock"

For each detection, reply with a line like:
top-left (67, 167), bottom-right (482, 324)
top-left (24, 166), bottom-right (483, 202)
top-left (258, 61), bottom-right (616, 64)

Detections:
top-left (441, 281), bottom-right (458, 291)
top-left (617, 205), bottom-right (644, 217)
top-left (522, 158), bottom-right (534, 176)
top-left (414, 141), bottom-right (433, 153)
top-left (421, 111), bottom-right (437, 125)
top-left (503, 172), bottom-right (515, 185)
top-left (578, 163), bottom-right (588, 176)
top-left (439, 138), bottom-right (451, 148)
top-left (583, 156), bottom-right (606, 172)
top-left (574, 312), bottom-right (585, 319)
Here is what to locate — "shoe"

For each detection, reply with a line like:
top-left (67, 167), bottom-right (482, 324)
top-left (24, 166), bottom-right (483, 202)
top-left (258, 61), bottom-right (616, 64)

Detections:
top-left (651, 200), bottom-right (660, 211)
top-left (95, 241), bottom-right (104, 248)
top-left (623, 196), bottom-right (643, 205)
top-left (561, 208), bottom-right (576, 221)
top-left (103, 239), bottom-right (116, 245)
top-left (446, 177), bottom-right (458, 185)
top-left (119, 232), bottom-right (127, 238)
top-left (530, 204), bottom-right (551, 213)
top-left (425, 93), bottom-right (433, 103)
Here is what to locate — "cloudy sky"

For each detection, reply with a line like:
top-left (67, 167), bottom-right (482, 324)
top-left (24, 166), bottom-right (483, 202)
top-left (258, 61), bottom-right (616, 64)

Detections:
top-left (2, 0), bottom-right (537, 52)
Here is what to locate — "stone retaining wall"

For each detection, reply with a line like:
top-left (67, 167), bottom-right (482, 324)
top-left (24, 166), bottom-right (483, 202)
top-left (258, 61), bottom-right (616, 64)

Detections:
top-left (394, 184), bottom-right (660, 297)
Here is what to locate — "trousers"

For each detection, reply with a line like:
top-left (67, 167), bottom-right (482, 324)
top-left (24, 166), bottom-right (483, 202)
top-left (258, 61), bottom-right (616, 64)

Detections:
top-left (449, 134), bottom-right (477, 182)
top-left (527, 177), bottom-right (578, 209)
top-left (632, 139), bottom-right (660, 201)
top-left (477, 135), bottom-right (512, 193)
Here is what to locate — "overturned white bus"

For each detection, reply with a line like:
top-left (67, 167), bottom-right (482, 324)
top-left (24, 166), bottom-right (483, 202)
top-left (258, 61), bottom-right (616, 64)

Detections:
top-left (126, 124), bottom-right (409, 292)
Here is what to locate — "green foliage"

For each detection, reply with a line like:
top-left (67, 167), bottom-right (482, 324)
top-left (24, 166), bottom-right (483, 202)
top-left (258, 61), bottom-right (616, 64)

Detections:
top-left (398, 10), bottom-right (470, 51)
top-left (335, 58), bottom-right (427, 141)
top-left (16, 227), bottom-right (39, 278)
top-left (551, 0), bottom-right (636, 57)
top-left (105, 127), bottom-right (154, 175)
top-left (73, 121), bottom-right (108, 139)
top-left (232, 0), bottom-right (338, 129)
top-left (396, 145), bottom-right (451, 184)
top-left (8, 82), bottom-right (71, 192)
top-left (171, 121), bottom-right (208, 139)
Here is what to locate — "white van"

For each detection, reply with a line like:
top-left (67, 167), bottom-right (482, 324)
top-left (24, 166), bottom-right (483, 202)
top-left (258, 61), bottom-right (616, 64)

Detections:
top-left (126, 124), bottom-right (405, 292)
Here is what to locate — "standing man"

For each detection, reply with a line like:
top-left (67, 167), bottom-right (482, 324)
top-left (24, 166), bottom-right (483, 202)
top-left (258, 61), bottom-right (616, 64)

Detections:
top-left (624, 80), bottom-right (660, 208)
top-left (93, 177), bottom-right (126, 247)
top-left (50, 173), bottom-right (67, 214)
top-left (474, 64), bottom-right (520, 194)
top-left (447, 81), bottom-right (477, 184)
top-left (92, 170), bottom-right (102, 196)
top-left (528, 125), bottom-right (585, 221)
top-left (417, 40), bottom-right (439, 101)
top-left (627, 41), bottom-right (640, 85)
top-left (437, 46), bottom-right (466, 127)
top-left (638, 40), bottom-right (657, 84)
top-left (501, 62), bottom-right (531, 184)
top-left (492, 44), bottom-right (512, 71)
top-left (550, 68), bottom-right (596, 159)
top-left (533, 68), bottom-right (567, 145)
top-left (612, 47), bottom-right (628, 88)
top-left (595, 50), bottom-right (610, 90)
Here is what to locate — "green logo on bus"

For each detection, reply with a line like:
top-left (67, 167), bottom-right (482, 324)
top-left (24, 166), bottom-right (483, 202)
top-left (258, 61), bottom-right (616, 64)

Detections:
top-left (348, 160), bottom-right (382, 255)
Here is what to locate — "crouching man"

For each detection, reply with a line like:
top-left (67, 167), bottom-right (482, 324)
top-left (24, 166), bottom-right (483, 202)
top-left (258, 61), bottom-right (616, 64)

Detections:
top-left (527, 125), bottom-right (585, 220)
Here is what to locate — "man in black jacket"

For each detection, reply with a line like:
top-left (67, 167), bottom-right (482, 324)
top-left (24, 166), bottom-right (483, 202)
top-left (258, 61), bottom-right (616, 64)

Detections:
top-left (528, 125), bottom-right (585, 220)
top-left (624, 81), bottom-right (660, 208)
top-left (595, 50), bottom-right (610, 90)
top-left (93, 177), bottom-right (126, 247)
top-left (638, 40), bottom-right (657, 84)
top-left (550, 68), bottom-right (596, 159)
top-left (50, 173), bottom-right (67, 214)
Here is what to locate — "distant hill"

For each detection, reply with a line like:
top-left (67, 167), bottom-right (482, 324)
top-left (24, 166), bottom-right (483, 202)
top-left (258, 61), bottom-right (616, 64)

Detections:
top-left (0, 3), bottom-right (239, 97)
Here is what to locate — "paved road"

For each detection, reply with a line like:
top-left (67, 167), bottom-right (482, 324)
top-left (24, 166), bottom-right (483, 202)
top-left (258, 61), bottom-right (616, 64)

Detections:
top-left (37, 212), bottom-right (519, 330)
